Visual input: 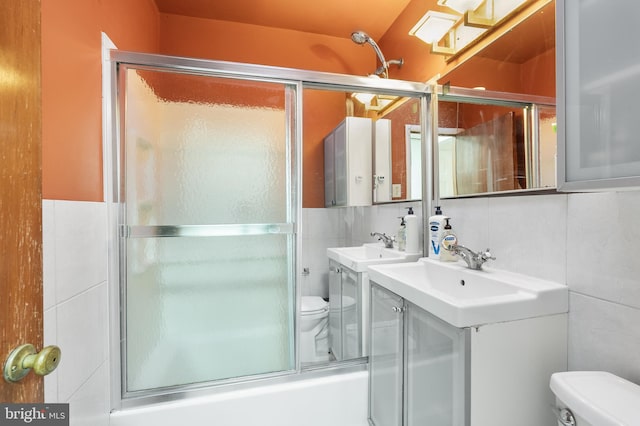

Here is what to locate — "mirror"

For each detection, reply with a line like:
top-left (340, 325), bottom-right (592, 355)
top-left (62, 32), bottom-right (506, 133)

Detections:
top-left (437, 90), bottom-right (556, 197)
top-left (305, 86), bottom-right (424, 207)
top-left (434, 0), bottom-right (556, 197)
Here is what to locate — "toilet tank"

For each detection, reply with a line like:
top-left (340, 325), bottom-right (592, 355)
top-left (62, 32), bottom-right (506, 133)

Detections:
top-left (550, 371), bottom-right (640, 425)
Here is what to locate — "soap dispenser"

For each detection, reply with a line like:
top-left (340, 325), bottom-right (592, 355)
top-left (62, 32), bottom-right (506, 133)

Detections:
top-left (440, 218), bottom-right (458, 262)
top-left (428, 206), bottom-right (448, 259)
top-left (396, 217), bottom-right (406, 251)
top-left (404, 207), bottom-right (419, 253)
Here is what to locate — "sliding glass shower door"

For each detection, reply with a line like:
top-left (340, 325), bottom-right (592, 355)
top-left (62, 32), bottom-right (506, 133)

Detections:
top-left (117, 65), bottom-right (297, 394)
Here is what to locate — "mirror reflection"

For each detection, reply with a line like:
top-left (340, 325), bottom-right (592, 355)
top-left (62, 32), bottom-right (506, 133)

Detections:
top-left (437, 94), bottom-right (556, 198)
top-left (306, 87), bottom-right (423, 207)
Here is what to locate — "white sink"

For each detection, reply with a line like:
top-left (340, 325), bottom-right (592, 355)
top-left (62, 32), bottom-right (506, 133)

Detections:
top-left (367, 258), bottom-right (568, 327)
top-left (327, 243), bottom-right (422, 272)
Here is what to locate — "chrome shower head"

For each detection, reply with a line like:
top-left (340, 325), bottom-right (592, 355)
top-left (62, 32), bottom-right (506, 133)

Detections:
top-left (350, 30), bottom-right (403, 78)
top-left (351, 31), bottom-right (370, 45)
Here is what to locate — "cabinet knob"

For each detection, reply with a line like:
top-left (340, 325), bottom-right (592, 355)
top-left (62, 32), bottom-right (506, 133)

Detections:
top-left (392, 306), bottom-right (405, 313)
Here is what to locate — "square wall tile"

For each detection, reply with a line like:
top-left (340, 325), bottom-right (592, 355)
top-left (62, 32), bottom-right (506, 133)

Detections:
top-left (567, 191), bottom-right (640, 308)
top-left (439, 197), bottom-right (490, 252)
top-left (67, 361), bottom-right (110, 426)
top-left (304, 208), bottom-right (345, 241)
top-left (569, 292), bottom-right (640, 384)
top-left (56, 283), bottom-right (109, 401)
top-left (487, 194), bottom-right (567, 283)
top-left (54, 201), bottom-right (107, 303)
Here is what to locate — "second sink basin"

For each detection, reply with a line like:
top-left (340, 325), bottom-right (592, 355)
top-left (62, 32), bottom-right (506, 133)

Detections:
top-left (367, 258), bottom-right (568, 327)
top-left (327, 243), bottom-right (422, 272)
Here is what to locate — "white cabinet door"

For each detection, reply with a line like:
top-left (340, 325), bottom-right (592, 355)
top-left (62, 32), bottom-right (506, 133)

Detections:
top-left (334, 120), bottom-right (348, 206)
top-left (405, 302), bottom-right (467, 426)
top-left (558, 0), bottom-right (640, 190)
top-left (375, 119), bottom-right (392, 203)
top-left (323, 117), bottom-right (372, 206)
top-left (324, 132), bottom-right (336, 207)
top-left (369, 284), bottom-right (404, 426)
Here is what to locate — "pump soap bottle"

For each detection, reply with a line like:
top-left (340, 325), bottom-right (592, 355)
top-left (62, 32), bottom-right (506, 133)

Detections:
top-left (397, 217), bottom-right (406, 251)
top-left (440, 218), bottom-right (458, 262)
top-left (428, 206), bottom-right (447, 260)
top-left (404, 207), bottom-right (419, 253)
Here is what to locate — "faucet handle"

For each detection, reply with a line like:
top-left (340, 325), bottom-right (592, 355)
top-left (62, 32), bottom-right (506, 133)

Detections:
top-left (481, 248), bottom-right (496, 261)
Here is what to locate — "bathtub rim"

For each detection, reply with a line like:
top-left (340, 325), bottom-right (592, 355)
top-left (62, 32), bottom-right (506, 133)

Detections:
top-left (114, 359), bottom-right (367, 411)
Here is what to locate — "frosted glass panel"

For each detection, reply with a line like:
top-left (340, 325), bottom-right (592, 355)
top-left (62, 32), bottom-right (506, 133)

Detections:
top-left (563, 0), bottom-right (640, 185)
top-left (124, 69), bottom-right (288, 226)
top-left (405, 302), bottom-right (466, 426)
top-left (369, 284), bottom-right (403, 426)
top-left (120, 66), bottom-right (296, 394)
top-left (126, 235), bottom-right (293, 391)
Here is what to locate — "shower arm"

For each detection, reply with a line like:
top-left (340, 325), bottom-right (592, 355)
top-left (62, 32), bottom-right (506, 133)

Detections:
top-left (366, 37), bottom-right (390, 77)
top-left (352, 31), bottom-right (404, 78)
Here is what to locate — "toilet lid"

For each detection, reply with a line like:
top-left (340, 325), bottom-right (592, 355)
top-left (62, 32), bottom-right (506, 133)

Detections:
top-left (301, 296), bottom-right (328, 314)
top-left (550, 371), bottom-right (640, 426)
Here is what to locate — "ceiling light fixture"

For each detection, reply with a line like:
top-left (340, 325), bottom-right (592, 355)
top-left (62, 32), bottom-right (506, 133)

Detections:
top-left (437, 0), bottom-right (484, 14)
top-left (351, 92), bottom-right (376, 104)
top-left (408, 11), bottom-right (460, 45)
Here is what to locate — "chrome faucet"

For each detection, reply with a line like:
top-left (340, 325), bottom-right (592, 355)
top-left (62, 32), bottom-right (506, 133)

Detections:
top-left (370, 232), bottom-right (394, 249)
top-left (445, 244), bottom-right (495, 270)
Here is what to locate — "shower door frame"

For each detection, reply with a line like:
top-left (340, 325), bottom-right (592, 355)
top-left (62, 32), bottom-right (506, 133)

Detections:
top-left (107, 50), bottom-right (431, 410)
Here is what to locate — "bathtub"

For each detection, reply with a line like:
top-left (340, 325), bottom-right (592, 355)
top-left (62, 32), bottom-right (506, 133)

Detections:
top-left (110, 370), bottom-right (369, 426)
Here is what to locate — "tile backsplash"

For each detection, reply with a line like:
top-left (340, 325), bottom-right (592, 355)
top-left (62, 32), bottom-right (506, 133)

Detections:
top-left (42, 192), bottom-right (640, 423)
top-left (442, 191), bottom-right (640, 383)
top-left (43, 200), bottom-right (110, 426)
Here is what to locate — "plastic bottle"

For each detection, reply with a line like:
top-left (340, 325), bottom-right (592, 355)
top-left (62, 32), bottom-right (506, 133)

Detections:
top-left (428, 206), bottom-right (448, 260)
top-left (440, 218), bottom-right (458, 262)
top-left (396, 217), bottom-right (406, 251)
top-left (404, 207), bottom-right (419, 253)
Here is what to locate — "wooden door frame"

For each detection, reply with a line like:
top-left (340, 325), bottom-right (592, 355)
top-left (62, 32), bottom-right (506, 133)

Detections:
top-left (0, 0), bottom-right (44, 402)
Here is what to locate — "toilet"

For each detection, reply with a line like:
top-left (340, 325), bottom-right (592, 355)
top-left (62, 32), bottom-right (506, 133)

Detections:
top-left (299, 296), bottom-right (329, 363)
top-left (550, 371), bottom-right (640, 425)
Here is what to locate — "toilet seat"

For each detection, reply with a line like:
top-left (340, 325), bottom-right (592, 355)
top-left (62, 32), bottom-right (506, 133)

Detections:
top-left (301, 296), bottom-right (329, 316)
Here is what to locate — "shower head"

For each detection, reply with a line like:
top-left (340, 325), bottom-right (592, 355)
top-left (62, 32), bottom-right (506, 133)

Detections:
top-left (351, 31), bottom-right (370, 45)
top-left (350, 30), bottom-right (404, 78)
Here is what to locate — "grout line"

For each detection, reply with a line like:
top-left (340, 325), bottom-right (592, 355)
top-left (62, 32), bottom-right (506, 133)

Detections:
top-left (569, 289), bottom-right (640, 312)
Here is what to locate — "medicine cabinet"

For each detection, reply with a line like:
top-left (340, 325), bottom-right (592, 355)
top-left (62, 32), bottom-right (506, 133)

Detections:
top-left (324, 117), bottom-right (372, 207)
top-left (557, 0), bottom-right (640, 190)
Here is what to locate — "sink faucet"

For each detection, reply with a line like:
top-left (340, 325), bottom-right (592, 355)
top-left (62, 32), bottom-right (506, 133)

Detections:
top-left (445, 244), bottom-right (495, 270)
top-left (370, 232), bottom-right (395, 249)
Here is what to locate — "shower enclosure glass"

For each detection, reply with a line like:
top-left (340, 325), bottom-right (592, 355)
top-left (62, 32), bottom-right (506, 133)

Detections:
top-left (118, 66), bottom-right (297, 394)
top-left (110, 51), bottom-right (431, 406)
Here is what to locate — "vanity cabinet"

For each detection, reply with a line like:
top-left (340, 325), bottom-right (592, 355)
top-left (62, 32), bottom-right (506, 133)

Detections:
top-left (369, 284), bottom-right (467, 426)
top-left (557, 0), bottom-right (640, 190)
top-left (328, 260), bottom-right (363, 361)
top-left (368, 283), bottom-right (567, 426)
top-left (324, 117), bottom-right (372, 207)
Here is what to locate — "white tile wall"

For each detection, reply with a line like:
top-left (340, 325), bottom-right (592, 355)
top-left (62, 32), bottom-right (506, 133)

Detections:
top-left (41, 191), bottom-right (640, 424)
top-left (301, 201), bottom-right (422, 298)
top-left (568, 292), bottom-right (640, 383)
top-left (42, 200), bottom-right (110, 426)
top-left (441, 194), bottom-right (567, 283)
top-left (567, 191), bottom-right (640, 309)
top-left (442, 190), bottom-right (640, 385)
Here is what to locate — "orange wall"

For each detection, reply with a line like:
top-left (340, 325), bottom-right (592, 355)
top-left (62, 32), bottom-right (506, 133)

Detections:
top-left (159, 14), bottom-right (375, 75)
top-left (41, 2), bottom-right (555, 205)
top-left (42, 0), bottom-right (160, 201)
